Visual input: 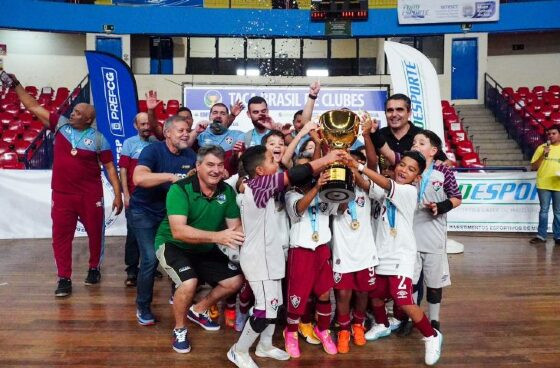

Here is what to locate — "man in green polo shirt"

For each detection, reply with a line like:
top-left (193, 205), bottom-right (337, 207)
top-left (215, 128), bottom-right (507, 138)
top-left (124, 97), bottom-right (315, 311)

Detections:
top-left (155, 145), bottom-right (245, 354)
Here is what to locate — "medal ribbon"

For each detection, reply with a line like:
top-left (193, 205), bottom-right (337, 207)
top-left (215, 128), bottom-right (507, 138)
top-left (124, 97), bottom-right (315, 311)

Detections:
top-left (348, 199), bottom-right (358, 224)
top-left (386, 199), bottom-right (396, 230)
top-left (418, 162), bottom-right (434, 204)
top-left (70, 127), bottom-right (91, 151)
top-left (251, 128), bottom-right (269, 147)
top-left (308, 196), bottom-right (319, 236)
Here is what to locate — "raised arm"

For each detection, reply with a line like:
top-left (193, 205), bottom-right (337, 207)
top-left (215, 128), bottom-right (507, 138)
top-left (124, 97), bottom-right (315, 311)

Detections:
top-left (133, 165), bottom-right (179, 188)
top-left (146, 90), bottom-right (164, 140)
top-left (347, 155), bottom-right (391, 191)
top-left (9, 74), bottom-right (50, 126)
top-left (295, 171), bottom-right (328, 215)
top-left (168, 215), bottom-right (245, 249)
top-left (301, 81), bottom-right (320, 124)
top-left (281, 120), bottom-right (318, 168)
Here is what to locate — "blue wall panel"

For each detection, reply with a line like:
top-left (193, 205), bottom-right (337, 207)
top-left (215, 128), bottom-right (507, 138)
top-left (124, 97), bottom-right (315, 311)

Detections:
top-left (1, 0), bottom-right (559, 37)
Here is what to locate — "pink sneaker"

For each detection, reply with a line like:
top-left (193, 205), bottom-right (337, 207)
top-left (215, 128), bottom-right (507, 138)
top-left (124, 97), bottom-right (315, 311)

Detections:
top-left (313, 326), bottom-right (337, 355)
top-left (283, 328), bottom-right (300, 358)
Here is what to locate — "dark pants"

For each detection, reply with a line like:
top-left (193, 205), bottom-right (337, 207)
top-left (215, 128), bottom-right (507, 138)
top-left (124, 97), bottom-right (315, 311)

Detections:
top-left (124, 208), bottom-right (139, 277)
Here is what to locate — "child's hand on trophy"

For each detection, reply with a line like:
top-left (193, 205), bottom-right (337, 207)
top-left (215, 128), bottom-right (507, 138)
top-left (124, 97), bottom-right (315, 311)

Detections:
top-left (324, 149), bottom-right (347, 165)
top-left (315, 170), bottom-right (330, 188)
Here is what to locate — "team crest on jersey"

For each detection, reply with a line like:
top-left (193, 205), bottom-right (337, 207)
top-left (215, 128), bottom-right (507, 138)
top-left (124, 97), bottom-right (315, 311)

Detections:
top-left (356, 196), bottom-right (365, 207)
top-left (95, 200), bottom-right (103, 208)
top-left (84, 138), bottom-right (93, 147)
top-left (290, 295), bottom-right (301, 308)
top-left (333, 272), bottom-right (342, 284)
top-left (319, 203), bottom-right (329, 213)
top-left (270, 298), bottom-right (279, 311)
top-left (396, 290), bottom-right (408, 299)
top-left (227, 261), bottom-right (238, 271)
top-left (217, 193), bottom-right (227, 204)
top-left (225, 136), bottom-right (233, 145)
top-left (432, 180), bottom-right (443, 192)
top-left (368, 276), bottom-right (376, 286)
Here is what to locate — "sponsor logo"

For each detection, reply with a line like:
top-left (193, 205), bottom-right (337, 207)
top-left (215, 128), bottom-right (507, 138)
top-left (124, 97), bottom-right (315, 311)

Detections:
top-left (403, 61), bottom-right (425, 129)
top-left (178, 266), bottom-right (191, 273)
top-left (401, 4), bottom-right (429, 19)
top-left (333, 272), bottom-right (342, 284)
top-left (368, 277), bottom-right (376, 286)
top-left (319, 202), bottom-right (329, 213)
top-left (473, 2), bottom-right (496, 19)
top-left (101, 67), bottom-right (125, 137)
top-left (181, 165), bottom-right (192, 170)
top-left (356, 196), bottom-right (365, 207)
top-left (216, 193), bottom-right (227, 204)
top-left (290, 295), bottom-right (301, 308)
top-left (459, 181), bottom-right (538, 202)
top-left (225, 136), bottom-right (233, 145)
top-left (270, 298), bottom-right (279, 311)
top-left (396, 290), bottom-right (408, 299)
top-left (204, 90), bottom-right (222, 108)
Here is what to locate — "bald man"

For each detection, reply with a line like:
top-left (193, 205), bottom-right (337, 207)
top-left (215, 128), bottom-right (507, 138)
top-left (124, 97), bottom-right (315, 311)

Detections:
top-left (9, 73), bottom-right (123, 297)
top-left (119, 112), bottom-right (157, 286)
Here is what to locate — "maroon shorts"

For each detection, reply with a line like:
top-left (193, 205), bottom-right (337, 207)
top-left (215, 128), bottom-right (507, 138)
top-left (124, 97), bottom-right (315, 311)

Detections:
top-left (333, 266), bottom-right (377, 292)
top-left (286, 244), bottom-right (334, 315)
top-left (368, 275), bottom-right (414, 307)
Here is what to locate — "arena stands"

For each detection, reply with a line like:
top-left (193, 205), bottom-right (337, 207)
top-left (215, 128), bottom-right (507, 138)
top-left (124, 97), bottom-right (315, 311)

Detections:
top-left (441, 101), bottom-right (484, 168)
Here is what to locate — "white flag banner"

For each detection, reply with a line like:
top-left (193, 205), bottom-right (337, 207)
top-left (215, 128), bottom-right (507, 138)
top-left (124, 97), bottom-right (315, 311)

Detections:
top-left (398, 0), bottom-right (500, 25)
top-left (384, 41), bottom-right (445, 145)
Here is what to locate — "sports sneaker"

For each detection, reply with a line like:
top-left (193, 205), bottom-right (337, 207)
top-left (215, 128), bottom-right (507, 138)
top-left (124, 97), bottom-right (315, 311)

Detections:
top-left (55, 278), bottom-right (72, 297)
top-left (227, 344), bottom-right (259, 368)
top-left (235, 312), bottom-right (249, 332)
top-left (365, 323), bottom-right (391, 341)
top-left (255, 343), bottom-right (290, 360)
top-left (351, 324), bottom-right (366, 346)
top-left (172, 327), bottom-right (191, 353)
top-left (225, 308), bottom-right (236, 328)
top-left (313, 326), bottom-right (337, 355)
top-left (298, 322), bottom-right (320, 345)
top-left (337, 330), bottom-right (350, 354)
top-left (136, 308), bottom-right (155, 326)
top-left (396, 319), bottom-right (414, 337)
top-left (283, 328), bottom-right (300, 358)
top-left (168, 295), bottom-right (174, 305)
top-left (187, 306), bottom-right (220, 331)
top-left (529, 237), bottom-right (546, 244)
top-left (155, 270), bottom-right (163, 279)
top-left (423, 329), bottom-right (443, 366)
top-left (84, 268), bottom-right (101, 285)
top-left (209, 304), bottom-right (220, 320)
top-left (389, 316), bottom-right (403, 331)
top-left (431, 320), bottom-right (441, 332)
top-left (125, 274), bottom-right (136, 287)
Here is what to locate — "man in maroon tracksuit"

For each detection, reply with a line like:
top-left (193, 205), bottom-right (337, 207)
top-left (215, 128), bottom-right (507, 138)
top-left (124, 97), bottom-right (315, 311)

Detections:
top-left (8, 73), bottom-right (123, 297)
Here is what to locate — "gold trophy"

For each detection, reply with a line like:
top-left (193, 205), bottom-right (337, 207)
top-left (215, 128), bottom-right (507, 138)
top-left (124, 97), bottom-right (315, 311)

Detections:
top-left (318, 109), bottom-right (360, 203)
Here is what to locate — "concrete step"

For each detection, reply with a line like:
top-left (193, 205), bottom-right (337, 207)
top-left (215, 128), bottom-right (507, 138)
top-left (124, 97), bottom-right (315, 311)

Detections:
top-left (484, 159), bottom-right (530, 166)
top-left (479, 152), bottom-right (526, 161)
top-left (470, 133), bottom-right (510, 141)
top-left (465, 125), bottom-right (507, 132)
top-left (477, 148), bottom-right (523, 155)
top-left (476, 141), bottom-right (520, 149)
top-left (461, 117), bottom-right (497, 124)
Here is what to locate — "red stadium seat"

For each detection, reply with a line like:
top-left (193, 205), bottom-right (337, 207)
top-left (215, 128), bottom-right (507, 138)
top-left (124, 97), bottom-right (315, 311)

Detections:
top-left (25, 86), bottom-right (38, 97)
top-left (541, 105), bottom-right (554, 118)
top-left (28, 120), bottom-right (46, 133)
top-left (55, 87), bottom-right (70, 102)
top-left (549, 85), bottom-right (560, 96)
top-left (14, 140), bottom-right (30, 157)
top-left (525, 93), bottom-right (537, 106)
top-left (517, 86), bottom-right (530, 97)
top-left (550, 112), bottom-right (560, 125)
top-left (532, 86), bottom-right (546, 96)
top-left (0, 111), bottom-right (15, 127)
top-left (0, 151), bottom-right (23, 169)
top-left (138, 100), bottom-right (148, 112)
top-left (441, 100), bottom-right (451, 109)
top-left (2, 130), bottom-right (18, 144)
top-left (442, 106), bottom-right (457, 120)
top-left (548, 98), bottom-right (560, 112)
top-left (450, 130), bottom-right (467, 143)
top-left (22, 129), bottom-right (40, 143)
top-left (531, 100), bottom-right (544, 112)
top-left (0, 141), bottom-right (12, 155)
top-left (461, 152), bottom-right (482, 167)
top-left (4, 104), bottom-right (20, 115)
top-left (7, 121), bottom-right (24, 135)
top-left (454, 140), bottom-right (475, 159)
top-left (501, 87), bottom-right (514, 98)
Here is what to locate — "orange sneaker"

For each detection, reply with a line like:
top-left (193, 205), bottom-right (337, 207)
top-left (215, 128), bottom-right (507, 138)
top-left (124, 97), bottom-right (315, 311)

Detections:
top-left (337, 330), bottom-right (350, 354)
top-left (209, 304), bottom-right (220, 320)
top-left (225, 308), bottom-right (236, 328)
top-left (352, 324), bottom-right (366, 346)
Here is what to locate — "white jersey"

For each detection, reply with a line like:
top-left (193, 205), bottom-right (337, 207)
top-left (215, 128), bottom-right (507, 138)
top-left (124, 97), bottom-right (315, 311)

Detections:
top-left (370, 180), bottom-right (418, 279)
top-left (285, 189), bottom-right (338, 250)
top-left (332, 182), bottom-right (379, 273)
top-left (239, 173), bottom-right (288, 281)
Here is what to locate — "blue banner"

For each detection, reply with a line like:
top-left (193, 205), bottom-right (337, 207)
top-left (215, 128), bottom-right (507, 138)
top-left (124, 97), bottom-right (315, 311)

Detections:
top-left (112, 0), bottom-right (203, 6)
top-left (184, 85), bottom-right (388, 132)
top-left (85, 51), bottom-right (138, 165)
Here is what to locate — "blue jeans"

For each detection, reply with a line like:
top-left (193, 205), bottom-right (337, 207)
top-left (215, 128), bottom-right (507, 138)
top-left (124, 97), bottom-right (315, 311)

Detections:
top-left (130, 208), bottom-right (163, 311)
top-left (537, 189), bottom-right (560, 240)
top-left (124, 208), bottom-right (139, 276)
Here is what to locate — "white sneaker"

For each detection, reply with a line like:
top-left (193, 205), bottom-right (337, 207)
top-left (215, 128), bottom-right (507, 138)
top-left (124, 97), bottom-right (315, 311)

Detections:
top-left (423, 329), bottom-right (443, 366)
top-left (365, 323), bottom-right (391, 341)
top-left (255, 343), bottom-right (290, 361)
top-left (227, 345), bottom-right (259, 368)
top-left (388, 316), bottom-right (402, 331)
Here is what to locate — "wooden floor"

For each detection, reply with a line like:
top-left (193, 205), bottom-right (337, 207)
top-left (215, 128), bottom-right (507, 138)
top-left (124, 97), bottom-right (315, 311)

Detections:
top-left (0, 234), bottom-right (559, 367)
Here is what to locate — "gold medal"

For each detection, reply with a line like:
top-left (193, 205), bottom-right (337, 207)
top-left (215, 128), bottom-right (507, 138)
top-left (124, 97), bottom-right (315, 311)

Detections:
top-left (351, 220), bottom-right (360, 230)
top-left (312, 231), bottom-right (319, 242)
top-left (70, 148), bottom-right (78, 156)
top-left (390, 228), bottom-right (397, 237)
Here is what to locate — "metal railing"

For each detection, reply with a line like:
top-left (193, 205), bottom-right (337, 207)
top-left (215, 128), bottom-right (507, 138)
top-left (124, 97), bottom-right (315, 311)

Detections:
top-left (484, 73), bottom-right (546, 160)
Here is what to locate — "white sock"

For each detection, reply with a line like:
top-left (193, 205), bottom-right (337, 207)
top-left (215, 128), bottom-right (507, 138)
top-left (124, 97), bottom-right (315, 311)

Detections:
top-left (259, 324), bottom-right (275, 348)
top-left (235, 320), bottom-right (260, 352)
top-left (428, 303), bottom-right (440, 322)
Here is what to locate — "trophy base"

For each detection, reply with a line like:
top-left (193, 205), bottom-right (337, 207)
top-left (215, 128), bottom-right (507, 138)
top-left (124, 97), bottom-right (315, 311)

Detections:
top-left (319, 181), bottom-right (355, 203)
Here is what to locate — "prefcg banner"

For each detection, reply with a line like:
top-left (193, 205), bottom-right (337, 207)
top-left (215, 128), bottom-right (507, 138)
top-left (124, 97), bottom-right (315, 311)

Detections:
top-left (183, 85), bottom-right (388, 132)
top-left (448, 171), bottom-right (551, 232)
top-left (398, 0), bottom-right (500, 24)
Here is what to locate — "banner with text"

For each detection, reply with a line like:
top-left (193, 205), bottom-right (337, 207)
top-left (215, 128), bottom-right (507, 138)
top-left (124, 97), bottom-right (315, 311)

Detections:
top-left (398, 0), bottom-right (499, 24)
top-left (183, 85), bottom-right (388, 132)
top-left (448, 171), bottom-right (551, 232)
top-left (384, 41), bottom-right (445, 147)
top-left (85, 51), bottom-right (139, 166)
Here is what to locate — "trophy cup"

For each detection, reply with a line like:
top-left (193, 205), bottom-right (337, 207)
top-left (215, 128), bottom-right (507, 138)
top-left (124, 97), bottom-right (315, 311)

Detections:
top-left (318, 109), bottom-right (360, 203)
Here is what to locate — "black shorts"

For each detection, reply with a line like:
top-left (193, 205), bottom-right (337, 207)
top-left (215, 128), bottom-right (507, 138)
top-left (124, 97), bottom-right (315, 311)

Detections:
top-left (156, 243), bottom-right (241, 287)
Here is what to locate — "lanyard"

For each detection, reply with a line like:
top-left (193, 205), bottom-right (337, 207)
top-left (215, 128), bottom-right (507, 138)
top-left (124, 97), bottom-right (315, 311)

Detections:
top-left (308, 196), bottom-right (319, 236)
top-left (386, 199), bottom-right (396, 229)
top-left (251, 128), bottom-right (268, 147)
top-left (418, 162), bottom-right (434, 204)
top-left (70, 127), bottom-right (91, 150)
top-left (348, 199), bottom-right (358, 223)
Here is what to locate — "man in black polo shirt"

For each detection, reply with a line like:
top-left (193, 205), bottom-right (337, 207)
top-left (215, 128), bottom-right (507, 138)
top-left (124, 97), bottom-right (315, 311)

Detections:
top-left (155, 145), bottom-right (244, 354)
top-left (372, 93), bottom-right (448, 161)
